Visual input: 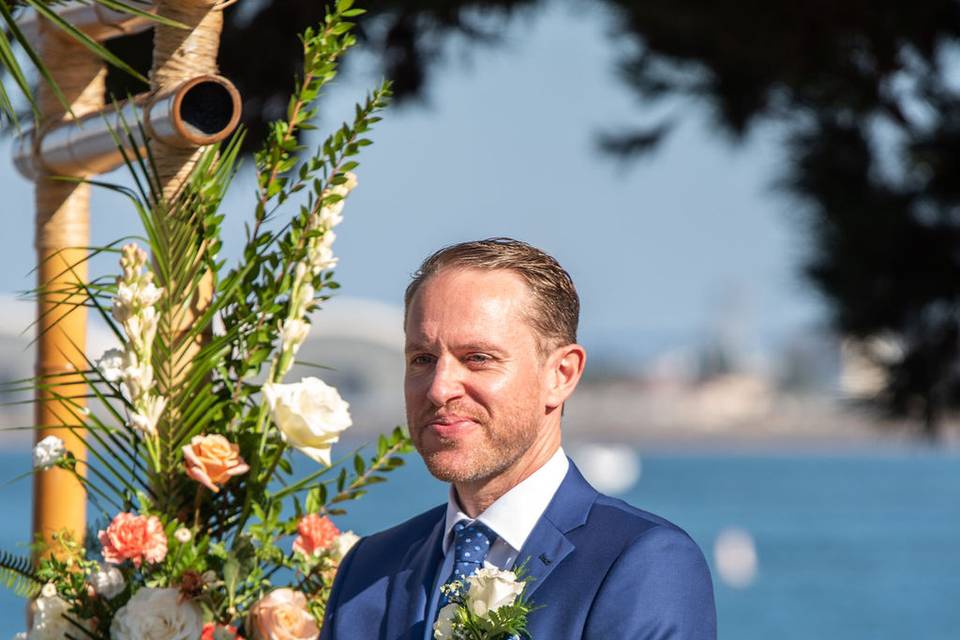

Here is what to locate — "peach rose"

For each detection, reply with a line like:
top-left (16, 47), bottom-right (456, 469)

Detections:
top-left (98, 512), bottom-right (167, 567)
top-left (292, 514), bottom-right (339, 558)
top-left (247, 588), bottom-right (319, 640)
top-left (183, 434), bottom-right (250, 493)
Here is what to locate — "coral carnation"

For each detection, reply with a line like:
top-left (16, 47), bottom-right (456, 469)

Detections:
top-left (98, 512), bottom-right (167, 567)
top-left (202, 622), bottom-right (244, 640)
top-left (292, 514), bottom-right (339, 558)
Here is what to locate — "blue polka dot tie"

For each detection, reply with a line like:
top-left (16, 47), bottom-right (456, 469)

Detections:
top-left (438, 520), bottom-right (497, 608)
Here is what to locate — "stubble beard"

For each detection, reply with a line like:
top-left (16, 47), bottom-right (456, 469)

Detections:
top-left (412, 408), bottom-right (539, 485)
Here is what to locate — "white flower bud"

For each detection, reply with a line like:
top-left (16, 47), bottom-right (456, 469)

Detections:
top-left (174, 528), bottom-right (192, 544)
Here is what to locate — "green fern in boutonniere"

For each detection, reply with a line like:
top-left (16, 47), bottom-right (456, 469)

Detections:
top-left (433, 565), bottom-right (539, 640)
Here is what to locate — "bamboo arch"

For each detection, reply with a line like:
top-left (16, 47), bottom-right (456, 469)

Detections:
top-left (20, 0), bottom-right (237, 563)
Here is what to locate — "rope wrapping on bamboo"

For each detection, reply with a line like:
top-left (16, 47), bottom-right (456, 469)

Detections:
top-left (35, 20), bottom-right (105, 250)
top-left (151, 0), bottom-right (223, 200)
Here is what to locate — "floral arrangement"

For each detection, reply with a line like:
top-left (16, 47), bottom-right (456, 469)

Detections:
top-left (434, 567), bottom-right (536, 640)
top-left (1, 2), bottom-right (412, 638)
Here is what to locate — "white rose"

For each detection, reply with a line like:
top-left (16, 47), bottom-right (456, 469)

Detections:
top-left (432, 603), bottom-right (458, 640)
top-left (32, 436), bottom-right (65, 470)
top-left (261, 377), bottom-right (351, 466)
top-left (28, 593), bottom-right (88, 640)
top-left (333, 531), bottom-right (360, 560)
top-left (91, 563), bottom-right (125, 599)
top-left (96, 348), bottom-right (126, 383)
top-left (465, 567), bottom-right (525, 618)
top-left (110, 587), bottom-right (202, 640)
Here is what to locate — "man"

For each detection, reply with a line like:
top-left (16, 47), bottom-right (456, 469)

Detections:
top-left (321, 238), bottom-right (716, 639)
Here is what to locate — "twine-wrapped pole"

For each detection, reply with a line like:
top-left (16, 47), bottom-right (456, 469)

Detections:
top-left (31, 21), bottom-right (105, 560)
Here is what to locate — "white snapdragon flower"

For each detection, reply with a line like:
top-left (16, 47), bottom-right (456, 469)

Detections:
top-left (137, 282), bottom-right (163, 307)
top-left (91, 563), bottom-right (125, 599)
top-left (319, 200), bottom-right (345, 229)
top-left (297, 283), bottom-right (316, 309)
top-left (130, 395), bottom-right (166, 436)
top-left (96, 348), bottom-right (126, 383)
top-left (32, 436), bottom-right (65, 470)
top-left (110, 587), bottom-right (202, 640)
top-left (465, 567), bottom-right (525, 617)
top-left (309, 232), bottom-right (338, 274)
top-left (261, 377), bottom-right (352, 466)
top-left (280, 319), bottom-right (311, 355)
top-left (122, 362), bottom-right (154, 400)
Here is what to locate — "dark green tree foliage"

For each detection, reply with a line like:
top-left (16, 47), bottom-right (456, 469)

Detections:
top-left (100, 0), bottom-right (960, 436)
top-left (595, 0), bottom-right (960, 438)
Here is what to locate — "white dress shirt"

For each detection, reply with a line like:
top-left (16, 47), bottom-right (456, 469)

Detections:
top-left (440, 446), bottom-right (570, 570)
top-left (423, 447), bottom-right (570, 639)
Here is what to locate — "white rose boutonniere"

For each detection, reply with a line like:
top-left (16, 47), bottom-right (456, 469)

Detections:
top-left (465, 567), bottom-right (527, 617)
top-left (262, 377), bottom-right (352, 466)
top-left (434, 565), bottom-right (537, 640)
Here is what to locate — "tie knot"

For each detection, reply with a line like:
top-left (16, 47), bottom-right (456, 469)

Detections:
top-left (452, 520), bottom-right (496, 564)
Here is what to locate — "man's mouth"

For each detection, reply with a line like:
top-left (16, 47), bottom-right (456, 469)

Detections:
top-left (425, 414), bottom-right (477, 438)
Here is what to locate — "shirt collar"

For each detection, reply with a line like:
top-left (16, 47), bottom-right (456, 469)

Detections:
top-left (442, 447), bottom-right (569, 554)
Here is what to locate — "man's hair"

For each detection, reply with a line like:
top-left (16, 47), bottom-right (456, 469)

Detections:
top-left (404, 238), bottom-right (580, 351)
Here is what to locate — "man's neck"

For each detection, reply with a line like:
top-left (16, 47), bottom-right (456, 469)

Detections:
top-left (454, 433), bottom-right (561, 517)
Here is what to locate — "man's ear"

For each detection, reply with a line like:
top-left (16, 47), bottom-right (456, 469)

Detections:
top-left (545, 343), bottom-right (586, 410)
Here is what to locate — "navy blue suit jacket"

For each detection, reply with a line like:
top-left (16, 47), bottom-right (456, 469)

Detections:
top-left (320, 461), bottom-right (717, 639)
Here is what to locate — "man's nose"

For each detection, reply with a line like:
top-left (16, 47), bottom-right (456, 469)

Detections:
top-left (425, 356), bottom-right (463, 407)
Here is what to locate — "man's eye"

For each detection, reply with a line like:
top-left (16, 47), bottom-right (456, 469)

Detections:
top-left (410, 354), bottom-right (435, 366)
top-left (465, 354), bottom-right (491, 364)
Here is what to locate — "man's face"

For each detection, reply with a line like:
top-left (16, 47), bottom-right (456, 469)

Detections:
top-left (404, 268), bottom-right (548, 484)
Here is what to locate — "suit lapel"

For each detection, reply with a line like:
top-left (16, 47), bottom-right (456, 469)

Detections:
top-left (384, 513), bottom-right (445, 639)
top-left (514, 460), bottom-right (597, 601)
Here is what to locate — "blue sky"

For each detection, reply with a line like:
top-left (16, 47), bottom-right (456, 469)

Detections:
top-left (0, 2), bottom-right (824, 365)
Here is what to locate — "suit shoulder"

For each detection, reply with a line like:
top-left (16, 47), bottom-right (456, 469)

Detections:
top-left (584, 493), bottom-right (706, 560)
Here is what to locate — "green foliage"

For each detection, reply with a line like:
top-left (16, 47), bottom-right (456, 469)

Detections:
top-left (3, 1), bottom-right (408, 634)
top-left (0, 549), bottom-right (42, 599)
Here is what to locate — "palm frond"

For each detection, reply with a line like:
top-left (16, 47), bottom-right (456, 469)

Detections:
top-left (0, 550), bottom-right (42, 599)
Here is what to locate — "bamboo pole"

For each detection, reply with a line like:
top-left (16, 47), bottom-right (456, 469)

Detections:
top-left (32, 22), bottom-right (106, 559)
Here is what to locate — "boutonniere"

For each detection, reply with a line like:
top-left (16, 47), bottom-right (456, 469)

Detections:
top-left (433, 566), bottom-right (537, 640)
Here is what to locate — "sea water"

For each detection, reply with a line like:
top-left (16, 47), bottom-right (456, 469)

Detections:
top-left (0, 447), bottom-right (957, 639)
